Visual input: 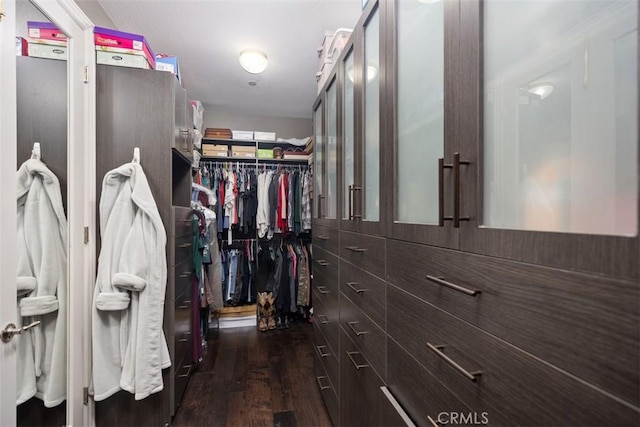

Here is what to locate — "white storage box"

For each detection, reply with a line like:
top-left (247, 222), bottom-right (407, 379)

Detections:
top-left (28, 42), bottom-right (67, 60)
top-left (232, 130), bottom-right (254, 140)
top-left (254, 131), bottom-right (276, 141)
top-left (96, 50), bottom-right (152, 69)
top-left (190, 100), bottom-right (204, 133)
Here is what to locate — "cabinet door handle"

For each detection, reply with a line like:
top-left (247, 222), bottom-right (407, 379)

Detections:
top-left (426, 275), bottom-right (480, 297)
top-left (178, 242), bottom-right (192, 248)
top-left (453, 152), bottom-right (470, 228)
top-left (316, 260), bottom-right (330, 267)
top-left (178, 364), bottom-right (193, 378)
top-left (348, 184), bottom-right (354, 220)
top-left (427, 415), bottom-right (440, 427)
top-left (427, 343), bottom-right (481, 382)
top-left (316, 345), bottom-right (330, 358)
top-left (316, 375), bottom-right (331, 391)
top-left (345, 246), bottom-right (367, 253)
top-left (347, 321), bottom-right (368, 337)
top-left (346, 351), bottom-right (369, 370)
top-left (345, 281), bottom-right (367, 294)
top-left (352, 186), bottom-right (362, 219)
top-left (317, 286), bottom-right (330, 295)
top-left (438, 157), bottom-right (453, 226)
top-left (317, 315), bottom-right (330, 325)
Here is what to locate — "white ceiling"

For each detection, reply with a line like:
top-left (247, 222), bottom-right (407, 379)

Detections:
top-left (96, 0), bottom-right (363, 119)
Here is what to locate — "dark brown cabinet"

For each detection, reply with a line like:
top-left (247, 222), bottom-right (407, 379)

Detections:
top-left (313, 0), bottom-right (640, 425)
top-left (94, 65), bottom-right (194, 426)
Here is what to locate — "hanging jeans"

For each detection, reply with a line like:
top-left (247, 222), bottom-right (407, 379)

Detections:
top-left (226, 249), bottom-right (239, 302)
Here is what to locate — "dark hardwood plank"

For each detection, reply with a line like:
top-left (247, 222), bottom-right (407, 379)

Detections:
top-left (226, 392), bottom-right (246, 427)
top-left (245, 368), bottom-right (273, 427)
top-left (273, 410), bottom-right (297, 427)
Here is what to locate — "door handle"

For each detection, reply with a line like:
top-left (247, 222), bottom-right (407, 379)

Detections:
top-left (438, 158), bottom-right (453, 226)
top-left (452, 153), bottom-right (470, 228)
top-left (1, 321), bottom-right (41, 343)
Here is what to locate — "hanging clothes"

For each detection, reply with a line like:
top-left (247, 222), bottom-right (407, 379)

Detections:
top-left (92, 161), bottom-right (170, 402)
top-left (16, 158), bottom-right (67, 407)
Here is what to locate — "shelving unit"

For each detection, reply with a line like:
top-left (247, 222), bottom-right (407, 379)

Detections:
top-left (201, 137), bottom-right (311, 165)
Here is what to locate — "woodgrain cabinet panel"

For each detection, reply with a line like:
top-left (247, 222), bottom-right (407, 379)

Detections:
top-left (313, 320), bottom-right (340, 394)
top-left (340, 259), bottom-right (385, 330)
top-left (387, 285), bottom-right (639, 426)
top-left (387, 239), bottom-right (640, 407)
top-left (340, 230), bottom-right (386, 279)
top-left (314, 223), bottom-right (340, 255)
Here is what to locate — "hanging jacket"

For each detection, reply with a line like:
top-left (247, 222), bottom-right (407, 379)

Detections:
top-left (92, 162), bottom-right (171, 401)
top-left (16, 158), bottom-right (67, 407)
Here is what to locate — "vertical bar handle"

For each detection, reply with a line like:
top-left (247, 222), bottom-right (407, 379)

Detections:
top-left (352, 186), bottom-right (362, 219)
top-left (348, 184), bottom-right (354, 220)
top-left (439, 158), bottom-right (453, 226)
top-left (453, 152), bottom-right (470, 228)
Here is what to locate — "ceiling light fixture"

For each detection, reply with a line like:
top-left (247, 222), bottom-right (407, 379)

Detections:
top-left (239, 48), bottom-right (268, 74)
top-left (528, 82), bottom-right (554, 99)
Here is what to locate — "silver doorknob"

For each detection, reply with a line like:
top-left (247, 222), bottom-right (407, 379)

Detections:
top-left (1, 321), bottom-right (41, 343)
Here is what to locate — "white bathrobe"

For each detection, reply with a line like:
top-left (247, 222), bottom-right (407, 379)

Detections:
top-left (16, 159), bottom-right (67, 407)
top-left (92, 162), bottom-right (171, 401)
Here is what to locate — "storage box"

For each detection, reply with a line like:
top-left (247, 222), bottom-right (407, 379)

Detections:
top-left (96, 50), bottom-right (152, 69)
top-left (28, 42), bottom-right (67, 60)
top-left (190, 100), bottom-right (204, 133)
top-left (254, 131), bottom-right (276, 141)
top-left (257, 149), bottom-right (274, 159)
top-left (205, 128), bottom-right (232, 139)
top-left (231, 146), bottom-right (256, 158)
top-left (96, 44), bottom-right (155, 69)
top-left (27, 21), bottom-right (67, 42)
top-left (94, 26), bottom-right (154, 64)
top-left (16, 37), bottom-right (28, 56)
top-left (202, 144), bottom-right (229, 158)
top-left (155, 55), bottom-right (180, 81)
top-left (232, 130), bottom-right (254, 140)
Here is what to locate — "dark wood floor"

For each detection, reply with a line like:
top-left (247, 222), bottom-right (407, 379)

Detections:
top-left (173, 320), bottom-right (333, 427)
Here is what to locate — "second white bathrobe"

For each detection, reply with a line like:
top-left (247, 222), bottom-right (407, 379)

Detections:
top-left (92, 162), bottom-right (171, 401)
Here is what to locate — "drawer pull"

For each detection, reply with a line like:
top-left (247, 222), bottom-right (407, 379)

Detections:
top-left (179, 272), bottom-right (191, 278)
top-left (178, 338), bottom-right (189, 343)
top-left (345, 246), bottom-right (368, 253)
top-left (427, 415), bottom-right (439, 427)
top-left (347, 321), bottom-right (368, 337)
top-left (317, 260), bottom-right (330, 267)
top-left (316, 345), bottom-right (330, 358)
top-left (346, 351), bottom-right (370, 370)
top-left (427, 343), bottom-right (482, 382)
top-left (178, 364), bottom-right (192, 378)
top-left (317, 315), bottom-right (330, 325)
top-left (317, 286), bottom-right (330, 295)
top-left (178, 242), bottom-right (192, 248)
top-left (178, 220), bottom-right (192, 223)
top-left (316, 375), bottom-right (331, 391)
top-left (178, 301), bottom-right (192, 309)
top-left (345, 281), bottom-right (367, 294)
top-left (317, 235), bottom-right (330, 240)
top-left (426, 275), bottom-right (480, 297)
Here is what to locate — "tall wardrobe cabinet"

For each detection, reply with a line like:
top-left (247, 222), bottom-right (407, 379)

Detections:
top-left (94, 65), bottom-right (194, 426)
top-left (313, 0), bottom-right (640, 426)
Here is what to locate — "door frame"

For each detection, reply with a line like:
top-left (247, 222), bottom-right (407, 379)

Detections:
top-left (0, 0), bottom-right (96, 425)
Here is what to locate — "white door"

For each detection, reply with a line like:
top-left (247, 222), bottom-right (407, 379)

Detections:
top-left (0, 0), bottom-right (19, 425)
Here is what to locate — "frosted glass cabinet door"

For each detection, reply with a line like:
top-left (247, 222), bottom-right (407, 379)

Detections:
top-left (326, 80), bottom-right (338, 219)
top-left (396, 0), bottom-right (444, 225)
top-left (313, 103), bottom-right (324, 218)
top-left (343, 50), bottom-right (355, 222)
top-left (363, 7), bottom-right (380, 222)
top-left (459, 0), bottom-right (639, 279)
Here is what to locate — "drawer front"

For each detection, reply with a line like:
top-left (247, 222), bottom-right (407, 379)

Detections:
top-left (340, 293), bottom-right (385, 379)
top-left (386, 239), bottom-right (640, 407)
top-left (313, 224), bottom-right (339, 255)
top-left (387, 285), bottom-right (640, 426)
top-left (314, 347), bottom-right (340, 426)
top-left (174, 234), bottom-right (193, 267)
top-left (173, 360), bottom-right (194, 414)
top-left (313, 263), bottom-right (339, 306)
top-left (387, 339), bottom-right (471, 427)
top-left (313, 320), bottom-right (340, 395)
top-left (340, 329), bottom-right (384, 427)
top-left (313, 286), bottom-right (339, 355)
top-left (312, 246), bottom-right (339, 290)
top-left (174, 329), bottom-right (192, 371)
top-left (340, 259), bottom-right (385, 330)
top-left (340, 231), bottom-right (385, 280)
top-left (174, 260), bottom-right (193, 299)
top-left (172, 205), bottom-right (193, 238)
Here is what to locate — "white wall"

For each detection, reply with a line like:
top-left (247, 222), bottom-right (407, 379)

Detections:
top-left (203, 105), bottom-right (312, 140)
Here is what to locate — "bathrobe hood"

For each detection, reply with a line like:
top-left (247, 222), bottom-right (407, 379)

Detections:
top-left (16, 158), bottom-right (67, 407)
top-left (92, 162), bottom-right (170, 401)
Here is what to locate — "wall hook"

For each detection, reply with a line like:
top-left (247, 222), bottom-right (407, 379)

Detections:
top-left (133, 147), bottom-right (140, 164)
top-left (31, 142), bottom-right (41, 160)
